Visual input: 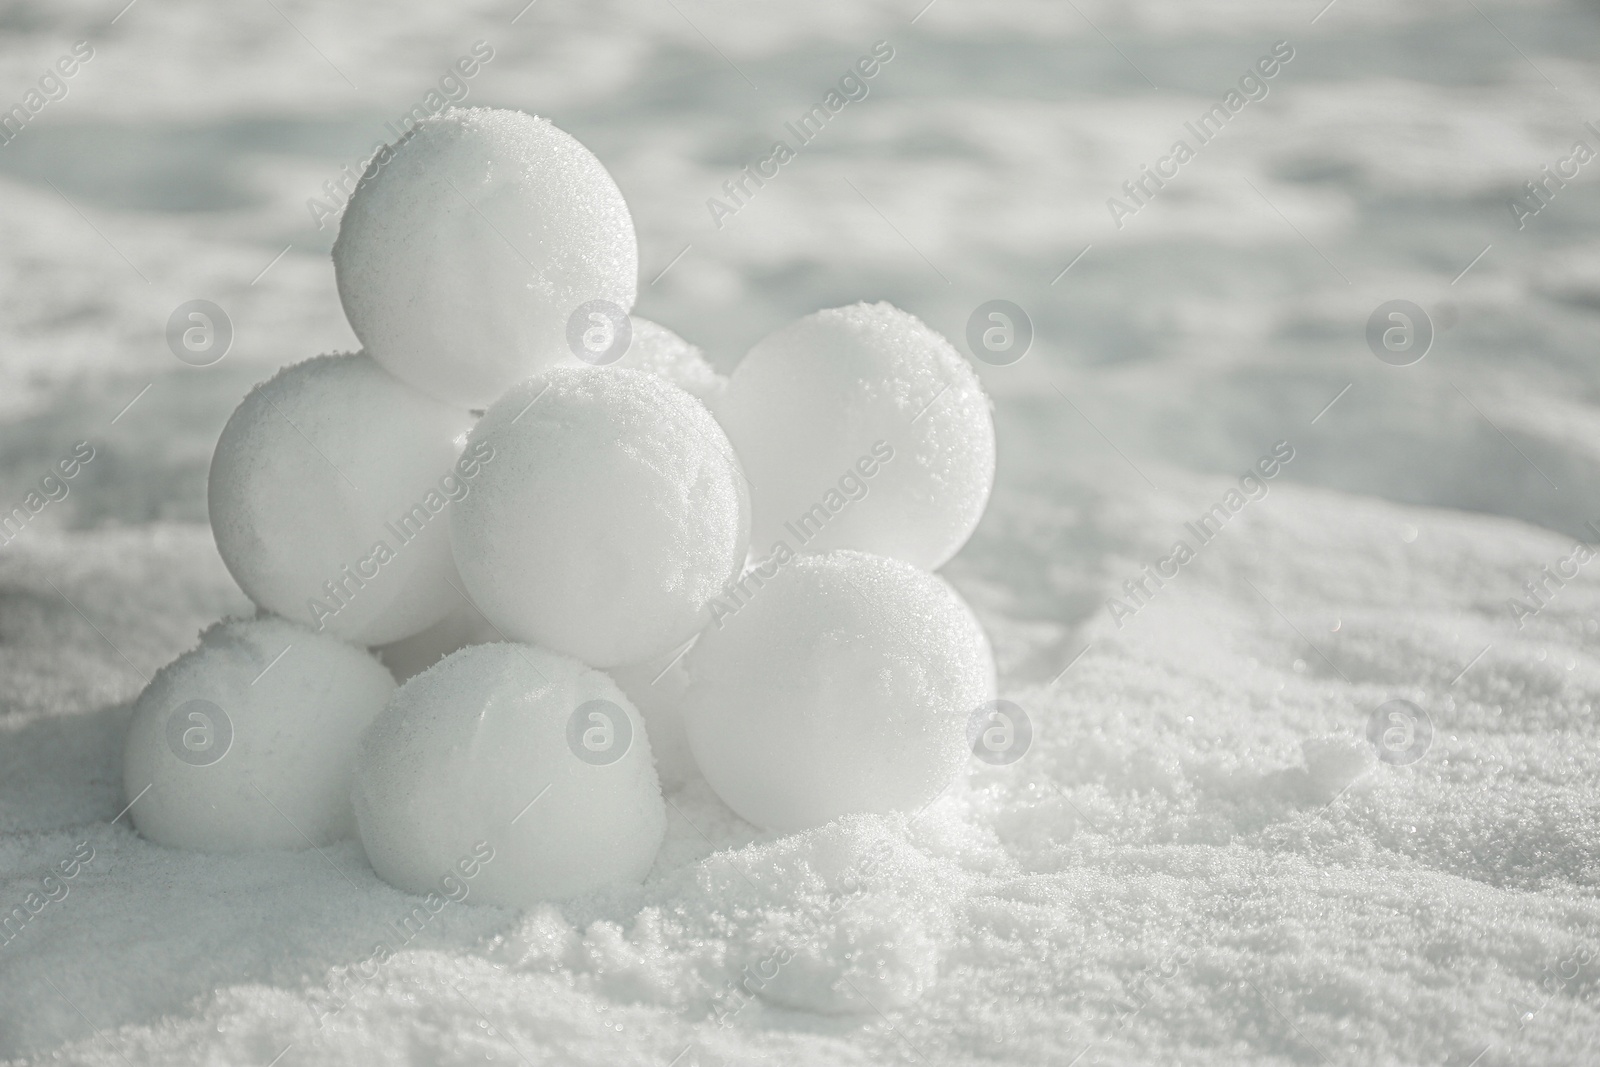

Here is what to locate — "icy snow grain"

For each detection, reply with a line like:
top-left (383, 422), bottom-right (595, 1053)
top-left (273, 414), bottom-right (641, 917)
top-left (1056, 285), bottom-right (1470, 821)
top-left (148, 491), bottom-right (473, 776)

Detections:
top-left (332, 107), bottom-right (639, 407)
top-left (121, 616), bottom-right (396, 851)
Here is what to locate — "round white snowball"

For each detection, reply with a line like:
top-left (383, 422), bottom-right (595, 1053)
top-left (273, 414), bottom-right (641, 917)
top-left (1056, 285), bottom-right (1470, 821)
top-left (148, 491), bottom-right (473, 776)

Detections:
top-left (684, 550), bottom-right (995, 832)
top-left (609, 318), bottom-right (726, 406)
top-left (352, 643), bottom-right (665, 905)
top-left (122, 616), bottom-right (396, 852)
top-left (333, 107), bottom-right (638, 407)
top-left (449, 367), bottom-right (749, 668)
top-left (208, 353), bottom-right (474, 646)
top-left (718, 302), bottom-right (995, 570)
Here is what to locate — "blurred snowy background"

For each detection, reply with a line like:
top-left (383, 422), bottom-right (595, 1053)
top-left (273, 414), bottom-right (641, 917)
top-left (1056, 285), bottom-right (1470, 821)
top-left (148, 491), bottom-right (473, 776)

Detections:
top-left (2, 0), bottom-right (1599, 1063)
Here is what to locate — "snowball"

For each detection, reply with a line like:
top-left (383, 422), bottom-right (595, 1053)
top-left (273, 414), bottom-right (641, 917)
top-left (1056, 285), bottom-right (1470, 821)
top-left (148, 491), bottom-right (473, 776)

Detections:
top-left (718, 302), bottom-right (995, 570)
top-left (208, 353), bottom-right (475, 646)
top-left (603, 317), bottom-right (727, 405)
top-left (333, 107), bottom-right (638, 407)
top-left (449, 367), bottom-right (749, 668)
top-left (684, 550), bottom-right (995, 831)
top-left (122, 616), bottom-right (396, 852)
top-left (352, 643), bottom-right (665, 905)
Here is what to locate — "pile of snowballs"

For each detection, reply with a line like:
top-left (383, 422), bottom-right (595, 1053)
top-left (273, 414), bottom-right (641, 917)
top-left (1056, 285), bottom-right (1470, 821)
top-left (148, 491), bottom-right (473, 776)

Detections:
top-left (122, 108), bottom-right (997, 907)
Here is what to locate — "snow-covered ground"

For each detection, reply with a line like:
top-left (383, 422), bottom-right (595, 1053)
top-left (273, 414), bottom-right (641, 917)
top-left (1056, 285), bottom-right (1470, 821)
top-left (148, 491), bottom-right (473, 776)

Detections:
top-left (3, 0), bottom-right (1599, 1063)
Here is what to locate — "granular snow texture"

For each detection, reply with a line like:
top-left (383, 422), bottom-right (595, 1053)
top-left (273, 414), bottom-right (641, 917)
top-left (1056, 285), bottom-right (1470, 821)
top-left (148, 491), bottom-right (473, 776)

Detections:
top-left (1, 0), bottom-right (1599, 1065)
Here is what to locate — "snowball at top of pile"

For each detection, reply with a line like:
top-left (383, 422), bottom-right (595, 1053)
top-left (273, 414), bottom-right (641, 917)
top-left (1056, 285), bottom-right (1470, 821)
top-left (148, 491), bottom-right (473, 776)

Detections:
top-left (123, 616), bottom-right (396, 852)
top-left (684, 550), bottom-right (995, 833)
top-left (353, 642), bottom-right (664, 906)
top-left (717, 302), bottom-right (995, 571)
top-left (208, 353), bottom-right (474, 646)
top-left (449, 367), bottom-right (749, 668)
top-left (333, 107), bottom-right (638, 408)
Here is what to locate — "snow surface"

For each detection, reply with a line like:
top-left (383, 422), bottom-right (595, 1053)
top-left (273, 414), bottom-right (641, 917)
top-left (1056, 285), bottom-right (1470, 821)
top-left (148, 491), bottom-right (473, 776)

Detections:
top-left (2, 0), bottom-right (1599, 1064)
